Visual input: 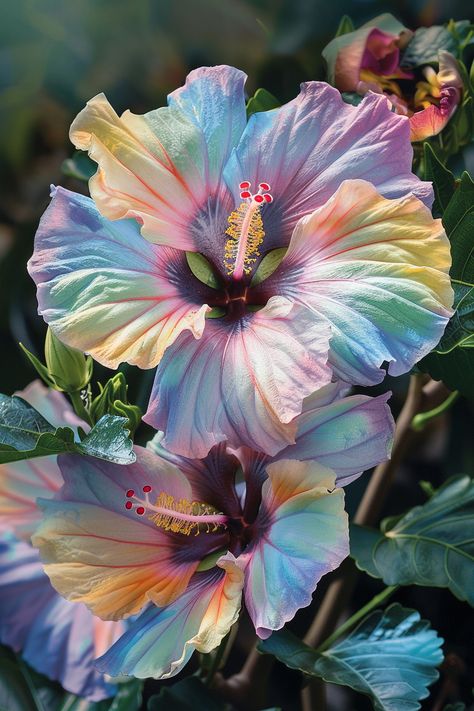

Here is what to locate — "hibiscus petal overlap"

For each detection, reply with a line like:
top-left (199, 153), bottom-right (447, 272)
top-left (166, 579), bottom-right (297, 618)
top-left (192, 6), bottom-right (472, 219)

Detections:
top-left (270, 179), bottom-right (453, 384)
top-left (243, 460), bottom-right (348, 638)
top-left (28, 187), bottom-right (209, 370)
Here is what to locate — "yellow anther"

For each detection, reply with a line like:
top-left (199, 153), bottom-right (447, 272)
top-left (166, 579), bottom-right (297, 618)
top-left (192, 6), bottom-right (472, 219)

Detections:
top-left (224, 202), bottom-right (265, 279)
top-left (147, 492), bottom-right (225, 536)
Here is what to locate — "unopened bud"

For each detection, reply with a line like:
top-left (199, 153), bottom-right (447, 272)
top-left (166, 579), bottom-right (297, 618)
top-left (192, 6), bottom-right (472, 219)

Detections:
top-left (44, 328), bottom-right (93, 393)
top-left (90, 373), bottom-right (142, 435)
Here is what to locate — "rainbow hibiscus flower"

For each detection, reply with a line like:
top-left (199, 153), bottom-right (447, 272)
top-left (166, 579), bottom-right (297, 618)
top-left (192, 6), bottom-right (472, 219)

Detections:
top-left (323, 15), bottom-right (464, 142)
top-left (0, 382), bottom-right (123, 700)
top-left (28, 65), bottom-right (452, 458)
top-left (32, 383), bottom-right (393, 679)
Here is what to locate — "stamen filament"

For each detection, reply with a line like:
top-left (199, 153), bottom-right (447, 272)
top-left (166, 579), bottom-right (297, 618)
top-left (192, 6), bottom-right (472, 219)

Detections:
top-left (124, 487), bottom-right (228, 535)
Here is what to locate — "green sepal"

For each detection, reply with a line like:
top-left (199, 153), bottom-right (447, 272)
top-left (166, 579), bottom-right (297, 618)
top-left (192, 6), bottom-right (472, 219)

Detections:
top-left (250, 247), bottom-right (287, 286)
top-left (246, 88), bottom-right (280, 118)
top-left (19, 342), bottom-right (56, 389)
top-left (186, 252), bottom-right (222, 289)
top-left (61, 150), bottom-right (96, 182)
top-left (205, 306), bottom-right (226, 319)
top-left (335, 15), bottom-right (354, 37)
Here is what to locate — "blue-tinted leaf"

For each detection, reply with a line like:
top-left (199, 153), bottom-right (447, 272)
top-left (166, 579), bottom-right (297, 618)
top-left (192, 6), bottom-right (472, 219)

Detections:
top-left (351, 475), bottom-right (474, 605)
top-left (0, 395), bottom-right (135, 465)
top-left (401, 26), bottom-right (458, 67)
top-left (259, 604), bottom-right (443, 711)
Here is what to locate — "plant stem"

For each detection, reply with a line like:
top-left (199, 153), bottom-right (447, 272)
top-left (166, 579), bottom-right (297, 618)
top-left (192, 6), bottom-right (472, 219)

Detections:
top-left (411, 389), bottom-right (459, 431)
top-left (68, 389), bottom-right (92, 426)
top-left (316, 585), bottom-right (398, 654)
top-left (304, 374), bottom-right (446, 649)
top-left (300, 374), bottom-right (450, 709)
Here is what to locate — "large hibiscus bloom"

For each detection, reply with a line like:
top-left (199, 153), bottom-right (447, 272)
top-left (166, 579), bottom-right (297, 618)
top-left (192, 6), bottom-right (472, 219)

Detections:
top-left (28, 65), bottom-right (452, 457)
top-left (32, 383), bottom-right (394, 679)
top-left (0, 382), bottom-right (123, 701)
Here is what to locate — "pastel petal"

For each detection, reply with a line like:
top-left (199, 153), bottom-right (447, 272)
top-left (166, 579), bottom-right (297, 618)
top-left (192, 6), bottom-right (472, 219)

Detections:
top-left (273, 383), bottom-right (395, 486)
top-left (148, 435), bottom-right (242, 518)
top-left (28, 187), bottom-right (208, 370)
top-left (96, 558), bottom-right (244, 679)
top-left (0, 534), bottom-right (120, 701)
top-left (243, 460), bottom-right (349, 638)
top-left (0, 458), bottom-right (61, 541)
top-left (70, 66), bottom-right (246, 250)
top-left (168, 66), bottom-right (247, 188)
top-left (32, 448), bottom-right (216, 619)
top-left (271, 179), bottom-right (453, 385)
top-left (145, 295), bottom-right (332, 458)
top-left (224, 83), bottom-right (432, 253)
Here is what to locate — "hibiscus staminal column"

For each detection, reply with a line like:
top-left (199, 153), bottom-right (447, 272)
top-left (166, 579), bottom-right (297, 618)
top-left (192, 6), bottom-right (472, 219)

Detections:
top-left (225, 182), bottom-right (273, 280)
top-left (124, 485), bottom-right (228, 535)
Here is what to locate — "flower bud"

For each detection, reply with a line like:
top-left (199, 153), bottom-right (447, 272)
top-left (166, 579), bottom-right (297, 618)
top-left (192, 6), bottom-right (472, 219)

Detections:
top-left (44, 328), bottom-right (93, 393)
top-left (90, 373), bottom-right (142, 435)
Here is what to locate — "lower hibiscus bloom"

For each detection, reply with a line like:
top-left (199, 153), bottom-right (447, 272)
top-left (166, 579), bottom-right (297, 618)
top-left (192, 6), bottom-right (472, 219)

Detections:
top-left (0, 381), bottom-right (123, 700)
top-left (32, 384), bottom-right (394, 678)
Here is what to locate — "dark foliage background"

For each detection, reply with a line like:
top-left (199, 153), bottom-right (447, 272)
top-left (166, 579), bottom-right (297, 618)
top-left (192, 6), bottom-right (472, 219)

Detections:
top-left (0, 1), bottom-right (473, 709)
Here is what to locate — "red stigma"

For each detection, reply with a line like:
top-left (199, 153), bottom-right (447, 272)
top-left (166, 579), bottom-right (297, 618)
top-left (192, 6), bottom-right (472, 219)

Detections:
top-left (259, 182), bottom-right (270, 191)
top-left (136, 506), bottom-right (145, 516)
top-left (240, 190), bottom-right (251, 199)
top-left (239, 181), bottom-right (251, 189)
top-left (126, 489), bottom-right (135, 498)
top-left (125, 501), bottom-right (133, 510)
top-left (263, 194), bottom-right (273, 203)
top-left (254, 194), bottom-right (264, 203)
top-left (143, 485), bottom-right (152, 493)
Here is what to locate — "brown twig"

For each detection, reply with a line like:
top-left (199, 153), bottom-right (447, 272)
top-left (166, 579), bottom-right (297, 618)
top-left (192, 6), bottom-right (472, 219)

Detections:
top-left (299, 375), bottom-right (450, 710)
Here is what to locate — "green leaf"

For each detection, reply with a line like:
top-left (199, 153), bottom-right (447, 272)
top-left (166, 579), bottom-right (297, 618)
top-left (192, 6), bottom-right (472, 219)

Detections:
top-left (335, 15), bottom-right (354, 37)
top-left (401, 26), bottom-right (458, 67)
top-left (246, 88), bottom-right (280, 118)
top-left (0, 395), bottom-right (135, 465)
top-left (351, 475), bottom-right (474, 604)
top-left (419, 172), bottom-right (474, 393)
top-left (61, 151), bottom-right (96, 182)
top-left (422, 143), bottom-right (456, 217)
top-left (250, 248), bottom-right (287, 286)
top-left (185, 252), bottom-right (221, 289)
top-left (259, 604), bottom-right (443, 711)
top-left (0, 648), bottom-right (142, 711)
top-left (341, 92), bottom-right (364, 106)
top-left (147, 676), bottom-right (225, 711)
top-left (76, 415), bottom-right (135, 464)
top-left (0, 647), bottom-right (40, 711)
